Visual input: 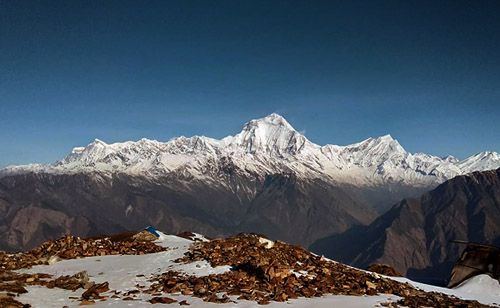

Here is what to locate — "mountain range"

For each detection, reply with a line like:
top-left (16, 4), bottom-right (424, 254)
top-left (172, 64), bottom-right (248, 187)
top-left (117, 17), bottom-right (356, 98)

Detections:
top-left (310, 168), bottom-right (500, 285)
top-left (1, 113), bottom-right (499, 252)
top-left (3, 113), bottom-right (498, 189)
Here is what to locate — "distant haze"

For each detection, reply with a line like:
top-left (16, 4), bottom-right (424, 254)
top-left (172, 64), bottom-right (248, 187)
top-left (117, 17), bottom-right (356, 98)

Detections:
top-left (1, 0), bottom-right (499, 167)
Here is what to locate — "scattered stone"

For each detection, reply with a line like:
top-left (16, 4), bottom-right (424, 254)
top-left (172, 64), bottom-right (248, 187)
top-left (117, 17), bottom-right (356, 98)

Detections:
top-left (132, 230), bottom-right (158, 242)
top-left (0, 282), bottom-right (28, 294)
top-left (79, 299), bottom-right (95, 306)
top-left (47, 255), bottom-right (61, 265)
top-left (176, 232), bottom-right (197, 241)
top-left (47, 271), bottom-right (92, 291)
top-left (366, 281), bottom-right (377, 290)
top-left (0, 233), bottom-right (167, 271)
top-left (147, 233), bottom-right (491, 307)
top-left (149, 296), bottom-right (178, 304)
top-left (81, 282), bottom-right (109, 300)
top-left (0, 266), bottom-right (99, 306)
top-left (367, 264), bottom-right (402, 277)
top-left (0, 295), bottom-right (31, 307)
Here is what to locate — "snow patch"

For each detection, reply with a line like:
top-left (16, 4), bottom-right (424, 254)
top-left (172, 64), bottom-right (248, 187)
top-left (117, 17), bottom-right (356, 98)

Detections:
top-left (390, 275), bottom-right (500, 306)
top-left (125, 204), bottom-right (133, 216)
top-left (258, 237), bottom-right (275, 249)
top-left (454, 274), bottom-right (500, 297)
top-left (191, 233), bottom-right (211, 242)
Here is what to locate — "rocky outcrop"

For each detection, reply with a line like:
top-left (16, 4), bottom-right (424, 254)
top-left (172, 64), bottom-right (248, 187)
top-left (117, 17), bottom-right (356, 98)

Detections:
top-left (310, 168), bottom-right (500, 285)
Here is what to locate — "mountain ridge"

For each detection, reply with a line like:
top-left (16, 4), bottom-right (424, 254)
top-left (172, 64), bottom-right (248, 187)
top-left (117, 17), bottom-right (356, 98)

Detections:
top-left (2, 113), bottom-right (499, 191)
top-left (310, 168), bottom-right (500, 285)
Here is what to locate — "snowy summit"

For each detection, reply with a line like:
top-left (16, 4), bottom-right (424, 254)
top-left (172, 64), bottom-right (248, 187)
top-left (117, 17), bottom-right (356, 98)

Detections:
top-left (1, 114), bottom-right (499, 188)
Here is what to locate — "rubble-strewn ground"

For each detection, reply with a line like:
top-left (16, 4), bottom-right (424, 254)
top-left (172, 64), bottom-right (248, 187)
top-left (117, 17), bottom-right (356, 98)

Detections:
top-left (1, 231), bottom-right (499, 307)
top-left (0, 231), bottom-right (166, 271)
top-left (152, 234), bottom-right (492, 307)
top-left (0, 231), bottom-right (166, 307)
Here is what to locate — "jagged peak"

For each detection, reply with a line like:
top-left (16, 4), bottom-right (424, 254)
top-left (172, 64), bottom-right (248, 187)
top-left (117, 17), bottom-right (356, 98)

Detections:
top-left (347, 134), bottom-right (406, 154)
top-left (63, 139), bottom-right (109, 158)
top-left (373, 134), bottom-right (400, 145)
top-left (231, 113), bottom-right (311, 154)
top-left (263, 112), bottom-right (289, 122)
top-left (475, 151), bottom-right (499, 158)
top-left (461, 151), bottom-right (500, 162)
top-left (456, 151), bottom-right (500, 173)
top-left (378, 134), bottom-right (394, 141)
top-left (71, 147), bottom-right (85, 155)
top-left (374, 134), bottom-right (405, 151)
top-left (442, 155), bottom-right (459, 163)
top-left (241, 113), bottom-right (296, 133)
top-left (353, 134), bottom-right (388, 145)
top-left (138, 137), bottom-right (158, 143)
top-left (84, 138), bottom-right (163, 151)
top-left (169, 135), bottom-right (217, 145)
top-left (91, 138), bottom-right (108, 146)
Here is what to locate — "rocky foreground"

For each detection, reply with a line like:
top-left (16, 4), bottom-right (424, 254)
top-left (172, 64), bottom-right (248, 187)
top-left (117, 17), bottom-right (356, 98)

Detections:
top-left (0, 230), bottom-right (497, 307)
top-left (0, 231), bottom-right (166, 307)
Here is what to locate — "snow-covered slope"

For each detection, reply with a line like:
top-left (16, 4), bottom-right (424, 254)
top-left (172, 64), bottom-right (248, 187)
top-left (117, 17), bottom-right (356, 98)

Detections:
top-left (1, 113), bottom-right (499, 188)
top-left (14, 232), bottom-right (395, 308)
top-left (454, 274), bottom-right (500, 300)
top-left (392, 274), bottom-right (500, 306)
top-left (14, 232), bottom-right (499, 307)
top-left (457, 151), bottom-right (500, 174)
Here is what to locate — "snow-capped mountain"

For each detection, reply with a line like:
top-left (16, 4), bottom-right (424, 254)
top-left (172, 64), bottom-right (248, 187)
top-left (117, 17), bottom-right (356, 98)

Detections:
top-left (2, 113), bottom-right (498, 188)
top-left (0, 113), bottom-right (498, 253)
top-left (456, 151), bottom-right (500, 173)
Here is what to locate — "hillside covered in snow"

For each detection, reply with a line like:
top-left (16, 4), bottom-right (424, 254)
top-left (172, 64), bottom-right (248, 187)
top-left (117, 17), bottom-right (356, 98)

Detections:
top-left (2, 229), bottom-right (499, 307)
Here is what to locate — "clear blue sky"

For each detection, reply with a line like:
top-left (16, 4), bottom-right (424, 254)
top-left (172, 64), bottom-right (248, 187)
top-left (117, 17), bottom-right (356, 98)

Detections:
top-left (1, 0), bottom-right (499, 167)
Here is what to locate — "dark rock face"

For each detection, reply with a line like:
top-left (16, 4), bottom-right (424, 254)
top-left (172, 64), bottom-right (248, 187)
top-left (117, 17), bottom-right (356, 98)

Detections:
top-left (310, 168), bottom-right (500, 285)
top-left (0, 171), bottom-right (377, 252)
top-left (238, 173), bottom-right (375, 245)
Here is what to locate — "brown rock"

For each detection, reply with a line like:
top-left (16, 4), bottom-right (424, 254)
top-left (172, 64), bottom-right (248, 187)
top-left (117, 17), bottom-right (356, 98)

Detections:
top-left (79, 300), bottom-right (95, 306)
top-left (0, 294), bottom-right (31, 307)
top-left (367, 264), bottom-right (402, 277)
top-left (0, 282), bottom-right (28, 294)
top-left (81, 282), bottom-right (109, 300)
top-left (132, 231), bottom-right (158, 242)
top-left (149, 297), bottom-right (178, 304)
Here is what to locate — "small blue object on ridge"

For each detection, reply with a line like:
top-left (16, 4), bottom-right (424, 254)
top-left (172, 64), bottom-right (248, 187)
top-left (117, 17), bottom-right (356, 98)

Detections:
top-left (144, 226), bottom-right (160, 237)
